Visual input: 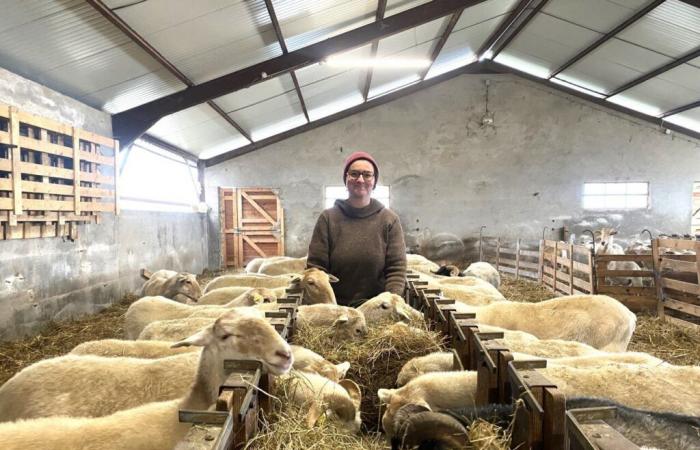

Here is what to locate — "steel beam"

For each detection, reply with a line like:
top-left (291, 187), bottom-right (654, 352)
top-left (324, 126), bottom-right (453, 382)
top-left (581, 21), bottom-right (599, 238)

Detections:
top-left (548, 0), bottom-right (665, 80)
top-left (112, 0), bottom-right (489, 148)
top-left (421, 10), bottom-right (463, 80)
top-left (139, 134), bottom-right (200, 162)
top-left (489, 0), bottom-right (549, 59)
top-left (362, 0), bottom-right (388, 101)
top-left (661, 99), bottom-right (700, 118)
top-left (476, 0), bottom-right (535, 59)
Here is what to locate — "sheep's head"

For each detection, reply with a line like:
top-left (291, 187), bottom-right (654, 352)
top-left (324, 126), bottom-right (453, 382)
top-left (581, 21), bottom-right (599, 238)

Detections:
top-left (172, 313), bottom-right (293, 376)
top-left (310, 360), bottom-right (351, 383)
top-left (243, 287), bottom-right (278, 305)
top-left (296, 268), bottom-right (339, 304)
top-left (305, 378), bottom-right (363, 433)
top-left (378, 388), bottom-right (431, 437)
top-left (390, 404), bottom-right (469, 449)
top-left (332, 309), bottom-right (368, 341)
top-left (431, 265), bottom-right (461, 277)
top-left (169, 273), bottom-right (202, 304)
top-left (357, 293), bottom-right (423, 325)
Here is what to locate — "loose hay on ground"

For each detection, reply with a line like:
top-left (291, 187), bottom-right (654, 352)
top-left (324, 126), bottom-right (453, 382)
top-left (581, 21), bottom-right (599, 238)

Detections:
top-left (293, 321), bottom-right (445, 431)
top-left (0, 293), bottom-right (138, 385)
top-left (467, 418), bottom-right (510, 450)
top-left (629, 314), bottom-right (700, 366)
top-left (498, 276), bottom-right (552, 303)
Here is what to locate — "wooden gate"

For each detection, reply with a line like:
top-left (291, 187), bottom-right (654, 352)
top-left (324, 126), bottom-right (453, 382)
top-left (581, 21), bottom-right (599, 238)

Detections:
top-left (219, 187), bottom-right (284, 268)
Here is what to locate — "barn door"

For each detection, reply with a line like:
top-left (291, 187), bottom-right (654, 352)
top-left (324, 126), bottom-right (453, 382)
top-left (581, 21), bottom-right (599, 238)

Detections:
top-left (219, 187), bottom-right (284, 268)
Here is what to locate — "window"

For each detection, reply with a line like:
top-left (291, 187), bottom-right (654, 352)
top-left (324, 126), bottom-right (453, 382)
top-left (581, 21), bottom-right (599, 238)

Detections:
top-left (324, 185), bottom-right (390, 209)
top-left (119, 139), bottom-right (202, 213)
top-left (582, 182), bottom-right (649, 210)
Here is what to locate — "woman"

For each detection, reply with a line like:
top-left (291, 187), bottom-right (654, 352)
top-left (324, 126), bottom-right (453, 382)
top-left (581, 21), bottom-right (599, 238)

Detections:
top-left (307, 151), bottom-right (407, 306)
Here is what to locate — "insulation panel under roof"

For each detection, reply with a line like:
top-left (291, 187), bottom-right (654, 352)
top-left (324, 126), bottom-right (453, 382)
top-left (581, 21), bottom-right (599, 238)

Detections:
top-left (664, 106), bottom-right (700, 133)
top-left (607, 62), bottom-right (700, 116)
top-left (494, 13), bottom-right (602, 78)
top-left (147, 104), bottom-right (250, 158)
top-left (542, 0), bottom-right (653, 33)
top-left (557, 38), bottom-right (674, 95)
top-left (617, 0), bottom-right (700, 59)
top-left (275, 0), bottom-right (376, 52)
top-left (108, 0), bottom-right (283, 85)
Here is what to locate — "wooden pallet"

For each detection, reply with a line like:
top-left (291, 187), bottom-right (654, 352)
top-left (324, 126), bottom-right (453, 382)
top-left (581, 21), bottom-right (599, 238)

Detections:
top-left (0, 103), bottom-right (118, 240)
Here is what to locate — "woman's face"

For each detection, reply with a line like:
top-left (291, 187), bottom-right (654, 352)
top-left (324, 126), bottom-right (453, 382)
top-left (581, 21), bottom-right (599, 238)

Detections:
top-left (346, 160), bottom-right (375, 200)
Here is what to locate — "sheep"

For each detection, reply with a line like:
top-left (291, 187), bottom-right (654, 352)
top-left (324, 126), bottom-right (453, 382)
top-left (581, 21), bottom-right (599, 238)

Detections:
top-left (380, 364), bottom-right (700, 439)
top-left (397, 352), bottom-right (456, 387)
top-left (356, 292), bottom-right (423, 325)
top-left (197, 286), bottom-right (284, 305)
top-left (124, 293), bottom-right (267, 339)
top-left (427, 277), bottom-right (506, 306)
top-left (455, 295), bottom-right (636, 352)
top-left (431, 265), bottom-right (461, 277)
top-left (141, 269), bottom-right (202, 304)
top-left (138, 317), bottom-right (230, 341)
top-left (203, 273), bottom-right (295, 293)
top-left (406, 254), bottom-right (441, 275)
top-left (0, 312), bottom-right (293, 430)
top-left (291, 345), bottom-right (350, 382)
top-left (282, 370), bottom-right (362, 432)
top-left (70, 339), bottom-right (199, 358)
top-left (392, 398), bottom-right (700, 450)
top-left (461, 261), bottom-right (500, 289)
top-left (297, 304), bottom-right (368, 341)
top-left (245, 256), bottom-right (287, 273)
top-left (258, 256), bottom-right (308, 275)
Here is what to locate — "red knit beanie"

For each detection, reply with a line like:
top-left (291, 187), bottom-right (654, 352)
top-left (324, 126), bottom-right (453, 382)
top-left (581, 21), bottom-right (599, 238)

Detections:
top-left (343, 151), bottom-right (379, 188)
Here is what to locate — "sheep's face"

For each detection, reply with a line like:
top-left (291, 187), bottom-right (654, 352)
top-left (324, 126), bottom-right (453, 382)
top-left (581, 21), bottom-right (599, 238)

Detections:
top-left (243, 288), bottom-right (278, 305)
top-left (311, 361), bottom-right (351, 383)
top-left (171, 273), bottom-right (202, 303)
top-left (333, 312), bottom-right (368, 341)
top-left (211, 314), bottom-right (293, 376)
top-left (298, 268), bottom-right (339, 304)
top-left (358, 293), bottom-right (423, 325)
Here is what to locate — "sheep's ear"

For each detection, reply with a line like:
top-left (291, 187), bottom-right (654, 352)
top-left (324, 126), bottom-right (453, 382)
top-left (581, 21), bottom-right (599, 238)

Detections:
top-left (336, 362), bottom-right (351, 378)
top-left (177, 274), bottom-right (188, 283)
top-left (378, 388), bottom-right (395, 404)
top-left (333, 315), bottom-right (349, 327)
top-left (305, 402), bottom-right (324, 427)
top-left (171, 327), bottom-right (213, 348)
top-left (380, 300), bottom-right (392, 310)
top-left (339, 379), bottom-right (362, 405)
top-left (328, 274), bottom-right (339, 283)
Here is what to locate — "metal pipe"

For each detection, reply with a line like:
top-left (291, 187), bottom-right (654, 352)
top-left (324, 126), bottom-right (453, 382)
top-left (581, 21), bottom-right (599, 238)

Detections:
top-left (582, 229), bottom-right (596, 257)
top-left (479, 226), bottom-right (486, 262)
top-left (641, 228), bottom-right (653, 242)
top-left (541, 226), bottom-right (549, 242)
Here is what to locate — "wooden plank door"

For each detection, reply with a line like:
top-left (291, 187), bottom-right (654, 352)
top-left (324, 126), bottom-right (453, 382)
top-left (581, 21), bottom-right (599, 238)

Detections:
top-left (219, 187), bottom-right (284, 268)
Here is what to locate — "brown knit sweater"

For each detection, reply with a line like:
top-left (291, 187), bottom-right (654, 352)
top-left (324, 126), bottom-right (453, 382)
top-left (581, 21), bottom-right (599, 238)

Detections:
top-left (307, 199), bottom-right (407, 306)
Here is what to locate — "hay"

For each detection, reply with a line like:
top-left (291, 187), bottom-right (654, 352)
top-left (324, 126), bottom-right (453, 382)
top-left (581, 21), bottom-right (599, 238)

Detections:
top-left (499, 276), bottom-right (552, 303)
top-left (293, 321), bottom-right (445, 431)
top-left (245, 377), bottom-right (389, 450)
top-left (466, 419), bottom-right (510, 450)
top-left (0, 293), bottom-right (138, 385)
top-left (629, 314), bottom-right (700, 366)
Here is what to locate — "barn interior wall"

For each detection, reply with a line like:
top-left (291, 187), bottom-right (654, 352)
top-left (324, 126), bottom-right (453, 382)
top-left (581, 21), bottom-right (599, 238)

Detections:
top-left (0, 68), bottom-right (208, 341)
top-left (205, 73), bottom-right (700, 267)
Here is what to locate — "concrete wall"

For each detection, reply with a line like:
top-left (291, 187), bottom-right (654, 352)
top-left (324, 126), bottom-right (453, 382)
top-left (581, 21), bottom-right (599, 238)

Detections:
top-left (205, 73), bottom-right (700, 267)
top-left (0, 68), bottom-right (208, 340)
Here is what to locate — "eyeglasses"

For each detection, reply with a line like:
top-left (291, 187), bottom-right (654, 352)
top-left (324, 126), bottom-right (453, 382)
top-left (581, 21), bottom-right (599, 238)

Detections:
top-left (346, 170), bottom-right (375, 180)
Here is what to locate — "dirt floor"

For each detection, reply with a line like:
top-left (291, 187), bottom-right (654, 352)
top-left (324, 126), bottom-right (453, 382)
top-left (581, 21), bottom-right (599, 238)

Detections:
top-left (1, 274), bottom-right (698, 387)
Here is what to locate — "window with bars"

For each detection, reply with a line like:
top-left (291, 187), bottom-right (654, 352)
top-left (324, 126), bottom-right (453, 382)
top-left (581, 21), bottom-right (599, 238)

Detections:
top-left (582, 182), bottom-right (649, 210)
top-left (324, 185), bottom-right (390, 209)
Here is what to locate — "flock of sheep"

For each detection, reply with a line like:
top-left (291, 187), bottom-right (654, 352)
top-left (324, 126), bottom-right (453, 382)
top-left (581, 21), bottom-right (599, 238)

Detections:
top-left (0, 253), bottom-right (698, 449)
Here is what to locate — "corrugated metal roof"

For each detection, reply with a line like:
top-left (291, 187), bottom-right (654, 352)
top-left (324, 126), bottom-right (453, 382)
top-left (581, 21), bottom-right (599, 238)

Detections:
top-left (494, 13), bottom-right (601, 78)
top-left (214, 73), bottom-right (297, 113)
top-left (0, 0), bottom-right (84, 34)
top-left (665, 106), bottom-right (700, 132)
top-left (369, 39), bottom-right (434, 98)
top-left (385, 0), bottom-right (432, 17)
top-left (276, 0), bottom-right (376, 52)
top-left (109, 0), bottom-right (282, 84)
top-left (147, 104), bottom-right (250, 158)
top-left (617, 0), bottom-right (700, 58)
top-left (542, 0), bottom-right (652, 33)
top-left (427, 0), bottom-right (520, 79)
top-left (376, 16), bottom-right (447, 58)
top-left (607, 63), bottom-right (700, 116)
top-left (558, 38), bottom-right (674, 94)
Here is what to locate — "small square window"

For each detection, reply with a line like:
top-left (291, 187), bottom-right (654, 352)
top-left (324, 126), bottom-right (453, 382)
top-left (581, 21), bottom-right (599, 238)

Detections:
top-left (582, 182), bottom-right (649, 210)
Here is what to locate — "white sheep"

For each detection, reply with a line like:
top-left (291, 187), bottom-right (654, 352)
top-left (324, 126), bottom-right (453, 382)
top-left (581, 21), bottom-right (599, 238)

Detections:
top-left (0, 312), bottom-right (293, 449)
top-left (141, 269), bottom-right (202, 304)
top-left (406, 254), bottom-right (441, 275)
top-left (138, 317), bottom-right (237, 341)
top-left (282, 370), bottom-right (363, 432)
top-left (197, 286), bottom-right (284, 305)
top-left (357, 292), bottom-right (423, 325)
top-left (428, 277), bottom-right (506, 306)
top-left (245, 256), bottom-right (286, 273)
top-left (124, 293), bottom-right (267, 339)
top-left (203, 273), bottom-right (295, 293)
top-left (397, 352), bottom-right (456, 386)
top-left (454, 295), bottom-right (636, 352)
top-left (461, 262), bottom-right (501, 289)
top-left (296, 304), bottom-right (368, 341)
top-left (258, 256), bottom-right (308, 275)
top-left (70, 339), bottom-right (199, 358)
top-left (291, 345), bottom-right (350, 383)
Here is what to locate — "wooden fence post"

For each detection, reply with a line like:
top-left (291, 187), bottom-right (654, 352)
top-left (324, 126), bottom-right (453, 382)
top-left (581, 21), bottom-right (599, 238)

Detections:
top-left (587, 247), bottom-right (594, 295)
top-left (552, 241), bottom-right (558, 294)
top-left (569, 243), bottom-right (574, 295)
top-left (651, 239), bottom-right (664, 319)
top-left (495, 238), bottom-right (501, 271)
top-left (515, 238), bottom-right (521, 280)
top-left (538, 240), bottom-right (544, 284)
